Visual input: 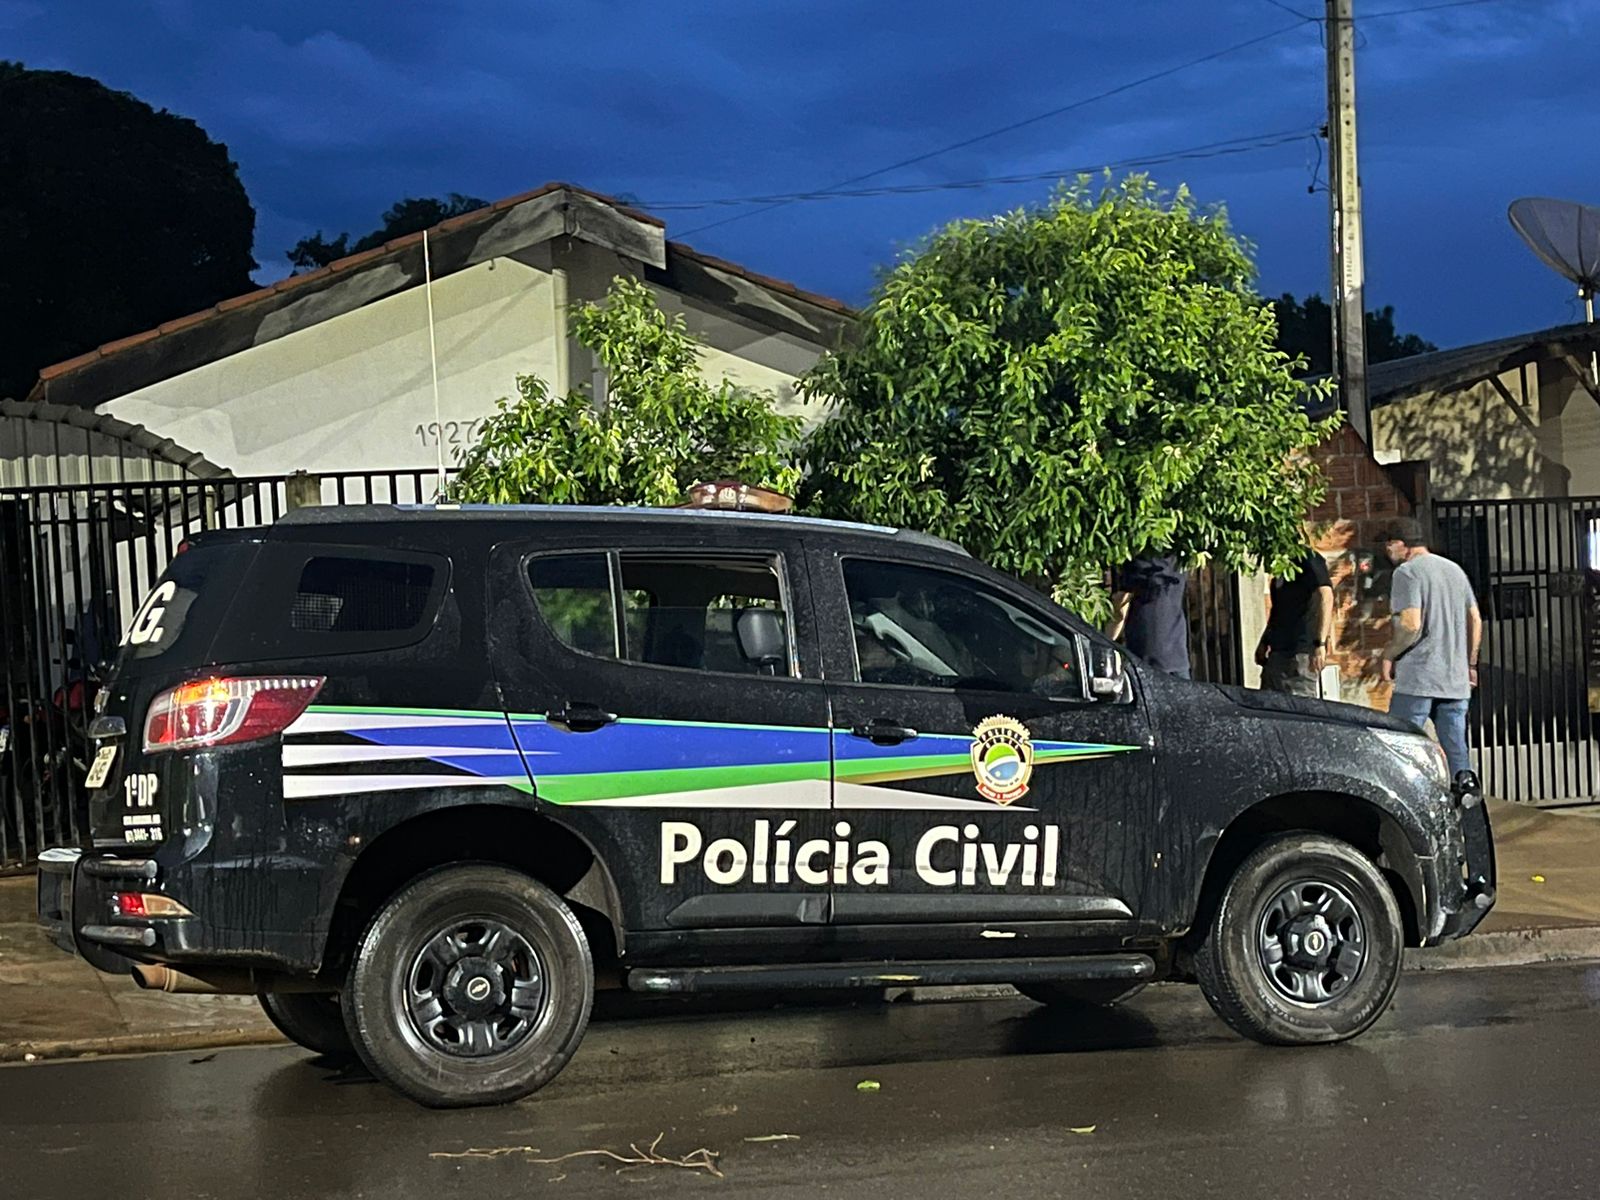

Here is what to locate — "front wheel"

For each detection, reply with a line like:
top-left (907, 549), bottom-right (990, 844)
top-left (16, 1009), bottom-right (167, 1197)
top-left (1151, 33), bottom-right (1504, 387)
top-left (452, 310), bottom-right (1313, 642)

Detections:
top-left (342, 864), bottom-right (594, 1108)
top-left (1194, 833), bottom-right (1403, 1046)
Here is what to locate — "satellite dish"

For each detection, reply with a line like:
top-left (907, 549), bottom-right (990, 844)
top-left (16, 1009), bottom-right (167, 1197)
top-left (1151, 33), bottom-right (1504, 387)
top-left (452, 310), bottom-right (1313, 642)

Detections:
top-left (1509, 197), bottom-right (1600, 310)
top-left (1510, 197), bottom-right (1600, 381)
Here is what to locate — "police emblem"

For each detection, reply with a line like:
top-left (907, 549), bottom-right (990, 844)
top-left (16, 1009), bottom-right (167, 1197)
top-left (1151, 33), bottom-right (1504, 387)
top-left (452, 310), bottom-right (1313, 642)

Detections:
top-left (970, 715), bottom-right (1034, 804)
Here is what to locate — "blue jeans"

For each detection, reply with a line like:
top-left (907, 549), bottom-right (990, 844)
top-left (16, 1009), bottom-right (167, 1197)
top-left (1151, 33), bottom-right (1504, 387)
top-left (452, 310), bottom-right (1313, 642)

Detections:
top-left (1389, 693), bottom-right (1471, 777)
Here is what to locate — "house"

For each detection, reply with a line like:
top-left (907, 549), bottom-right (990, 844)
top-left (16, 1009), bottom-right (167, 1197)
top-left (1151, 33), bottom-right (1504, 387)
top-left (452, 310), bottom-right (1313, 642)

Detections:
top-left (0, 183), bottom-right (852, 486)
top-left (1307, 321), bottom-right (1600, 499)
top-left (1296, 320), bottom-right (1600, 805)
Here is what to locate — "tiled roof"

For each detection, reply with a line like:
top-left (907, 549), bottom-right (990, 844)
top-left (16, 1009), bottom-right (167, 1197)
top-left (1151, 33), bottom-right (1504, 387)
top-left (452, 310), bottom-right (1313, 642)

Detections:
top-left (1305, 320), bottom-right (1600, 418)
top-left (665, 242), bottom-right (854, 317)
top-left (32, 182), bottom-right (851, 396)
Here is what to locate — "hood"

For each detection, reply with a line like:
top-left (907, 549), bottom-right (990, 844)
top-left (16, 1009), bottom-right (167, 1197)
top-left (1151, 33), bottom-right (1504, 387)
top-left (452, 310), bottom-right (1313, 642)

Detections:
top-left (1213, 684), bottom-right (1419, 735)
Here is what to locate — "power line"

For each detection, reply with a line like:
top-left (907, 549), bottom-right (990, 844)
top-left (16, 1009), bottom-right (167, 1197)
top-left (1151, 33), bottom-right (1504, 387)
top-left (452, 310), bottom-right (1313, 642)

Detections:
top-left (1359, 0), bottom-right (1509, 15)
top-left (676, 19), bottom-right (1314, 238)
top-left (644, 129), bottom-right (1316, 212)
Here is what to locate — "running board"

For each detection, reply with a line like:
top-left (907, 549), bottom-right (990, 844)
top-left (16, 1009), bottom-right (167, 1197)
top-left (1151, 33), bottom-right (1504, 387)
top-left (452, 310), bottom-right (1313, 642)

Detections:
top-left (626, 954), bottom-right (1156, 995)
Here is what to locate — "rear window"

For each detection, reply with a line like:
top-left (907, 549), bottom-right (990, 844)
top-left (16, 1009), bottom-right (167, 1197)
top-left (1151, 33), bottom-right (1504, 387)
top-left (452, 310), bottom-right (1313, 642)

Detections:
top-left (291, 557), bottom-right (437, 633)
top-left (112, 542), bottom-right (246, 673)
top-left (214, 544), bottom-right (450, 662)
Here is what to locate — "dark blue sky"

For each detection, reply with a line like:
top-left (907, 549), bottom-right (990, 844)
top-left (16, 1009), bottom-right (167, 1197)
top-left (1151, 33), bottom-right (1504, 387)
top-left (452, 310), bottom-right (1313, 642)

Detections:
top-left (7, 0), bottom-right (1592, 347)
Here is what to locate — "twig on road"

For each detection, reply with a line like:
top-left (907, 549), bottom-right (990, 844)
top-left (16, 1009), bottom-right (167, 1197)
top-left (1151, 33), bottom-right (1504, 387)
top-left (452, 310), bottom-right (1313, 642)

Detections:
top-left (431, 1133), bottom-right (724, 1178)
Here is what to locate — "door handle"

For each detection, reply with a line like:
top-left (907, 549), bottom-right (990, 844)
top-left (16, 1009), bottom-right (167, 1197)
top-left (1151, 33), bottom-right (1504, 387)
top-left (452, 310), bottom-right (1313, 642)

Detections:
top-left (546, 702), bottom-right (618, 733)
top-left (850, 718), bottom-right (918, 746)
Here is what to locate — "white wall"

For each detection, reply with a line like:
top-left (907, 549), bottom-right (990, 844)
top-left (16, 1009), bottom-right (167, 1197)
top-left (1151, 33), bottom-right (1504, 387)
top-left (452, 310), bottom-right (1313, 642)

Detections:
top-left (651, 287), bottom-right (828, 425)
top-left (1372, 365), bottom-right (1565, 500)
top-left (102, 258), bottom-right (562, 477)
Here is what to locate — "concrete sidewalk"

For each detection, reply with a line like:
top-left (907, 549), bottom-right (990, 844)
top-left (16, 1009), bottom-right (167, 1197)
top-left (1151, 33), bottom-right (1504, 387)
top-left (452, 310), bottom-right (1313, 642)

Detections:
top-left (5, 798), bottom-right (1600, 1061)
top-left (0, 874), bottom-right (275, 1061)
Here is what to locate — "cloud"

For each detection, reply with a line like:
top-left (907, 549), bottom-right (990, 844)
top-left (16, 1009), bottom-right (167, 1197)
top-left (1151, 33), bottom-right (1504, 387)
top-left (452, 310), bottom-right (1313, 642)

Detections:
top-left (4, 0), bottom-right (1590, 341)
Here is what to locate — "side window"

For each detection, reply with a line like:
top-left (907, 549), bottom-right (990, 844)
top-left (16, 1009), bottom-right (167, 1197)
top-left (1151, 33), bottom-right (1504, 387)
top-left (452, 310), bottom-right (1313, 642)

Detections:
top-left (618, 554), bottom-right (790, 677)
top-left (525, 551), bottom-right (795, 678)
top-left (842, 559), bottom-right (1085, 699)
top-left (292, 557), bottom-right (436, 633)
top-left (528, 554), bottom-right (619, 658)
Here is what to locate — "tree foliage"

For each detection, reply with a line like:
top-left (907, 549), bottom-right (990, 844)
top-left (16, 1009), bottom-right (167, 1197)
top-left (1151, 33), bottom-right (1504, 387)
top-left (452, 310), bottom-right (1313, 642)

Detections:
top-left (449, 275), bottom-right (802, 506)
top-left (1272, 293), bottom-right (1436, 378)
top-left (800, 176), bottom-right (1335, 617)
top-left (286, 193), bottom-right (487, 271)
top-left (0, 62), bottom-right (257, 399)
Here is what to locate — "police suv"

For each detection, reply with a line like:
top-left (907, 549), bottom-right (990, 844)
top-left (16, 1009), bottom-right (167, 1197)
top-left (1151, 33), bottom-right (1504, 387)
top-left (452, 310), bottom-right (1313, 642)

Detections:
top-left (38, 504), bottom-right (1495, 1107)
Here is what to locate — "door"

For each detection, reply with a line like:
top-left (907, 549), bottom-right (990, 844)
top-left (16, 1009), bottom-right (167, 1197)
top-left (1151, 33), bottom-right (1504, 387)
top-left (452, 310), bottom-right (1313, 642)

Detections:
top-left (488, 530), bottom-right (837, 934)
top-left (809, 548), bottom-right (1157, 927)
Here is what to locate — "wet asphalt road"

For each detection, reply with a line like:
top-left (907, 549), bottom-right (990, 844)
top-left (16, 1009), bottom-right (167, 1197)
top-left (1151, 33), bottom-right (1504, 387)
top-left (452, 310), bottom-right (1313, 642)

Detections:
top-left (5, 964), bottom-right (1600, 1199)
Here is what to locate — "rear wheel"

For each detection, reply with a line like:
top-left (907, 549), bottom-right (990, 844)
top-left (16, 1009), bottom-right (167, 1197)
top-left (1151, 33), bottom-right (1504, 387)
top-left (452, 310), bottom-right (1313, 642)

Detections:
top-left (1194, 833), bottom-right (1403, 1046)
top-left (258, 991), bottom-right (353, 1058)
top-left (342, 864), bottom-right (593, 1108)
top-left (1015, 980), bottom-right (1147, 1008)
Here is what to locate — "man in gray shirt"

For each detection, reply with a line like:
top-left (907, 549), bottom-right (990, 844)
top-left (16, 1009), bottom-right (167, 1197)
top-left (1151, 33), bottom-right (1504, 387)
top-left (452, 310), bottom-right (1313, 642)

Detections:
top-left (1379, 518), bottom-right (1483, 780)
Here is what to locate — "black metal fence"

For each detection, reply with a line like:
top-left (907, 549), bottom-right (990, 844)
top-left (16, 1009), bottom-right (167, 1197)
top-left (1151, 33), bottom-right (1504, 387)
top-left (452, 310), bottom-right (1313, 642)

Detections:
top-left (0, 469), bottom-right (450, 869)
top-left (1189, 565), bottom-right (1245, 687)
top-left (1437, 497), bottom-right (1600, 805)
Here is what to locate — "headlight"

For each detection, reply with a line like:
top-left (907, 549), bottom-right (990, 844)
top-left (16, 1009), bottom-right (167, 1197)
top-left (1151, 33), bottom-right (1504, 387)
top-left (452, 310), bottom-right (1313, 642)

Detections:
top-left (1374, 728), bottom-right (1450, 791)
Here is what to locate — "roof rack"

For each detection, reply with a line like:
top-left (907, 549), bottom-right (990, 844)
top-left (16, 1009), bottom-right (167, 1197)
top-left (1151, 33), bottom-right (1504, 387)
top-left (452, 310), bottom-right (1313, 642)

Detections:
top-left (275, 502), bottom-right (969, 555)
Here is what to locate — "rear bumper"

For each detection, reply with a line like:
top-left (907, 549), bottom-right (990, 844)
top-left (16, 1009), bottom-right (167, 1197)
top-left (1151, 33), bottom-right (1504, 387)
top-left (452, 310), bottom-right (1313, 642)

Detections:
top-left (35, 848), bottom-right (154, 975)
top-left (38, 845), bottom-right (325, 977)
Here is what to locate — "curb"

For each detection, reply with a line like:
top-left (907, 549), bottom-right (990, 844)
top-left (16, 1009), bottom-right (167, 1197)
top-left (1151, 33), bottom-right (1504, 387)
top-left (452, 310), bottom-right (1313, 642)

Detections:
top-left (1402, 924), bottom-right (1600, 972)
top-left (0, 1026), bottom-right (284, 1065)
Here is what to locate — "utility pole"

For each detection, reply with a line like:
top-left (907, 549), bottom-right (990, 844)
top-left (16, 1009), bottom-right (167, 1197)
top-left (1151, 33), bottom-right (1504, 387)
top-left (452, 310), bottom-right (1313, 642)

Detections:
top-left (1326, 0), bottom-right (1369, 443)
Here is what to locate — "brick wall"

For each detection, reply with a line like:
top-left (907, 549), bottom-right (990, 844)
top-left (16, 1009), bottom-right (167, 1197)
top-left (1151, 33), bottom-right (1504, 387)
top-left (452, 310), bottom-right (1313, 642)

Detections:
top-left (1305, 424), bottom-right (1429, 709)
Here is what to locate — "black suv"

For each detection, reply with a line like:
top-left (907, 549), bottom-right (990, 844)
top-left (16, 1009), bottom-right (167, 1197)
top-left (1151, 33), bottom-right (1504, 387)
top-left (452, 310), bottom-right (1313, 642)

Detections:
top-left (38, 505), bottom-right (1495, 1107)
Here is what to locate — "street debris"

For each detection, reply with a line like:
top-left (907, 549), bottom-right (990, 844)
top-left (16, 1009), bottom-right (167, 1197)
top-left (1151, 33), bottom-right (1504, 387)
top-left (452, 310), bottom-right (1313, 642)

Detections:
top-left (743, 1134), bottom-right (800, 1143)
top-left (1532, 874), bottom-right (1546, 884)
top-left (189, 1053), bottom-right (217, 1064)
top-left (856, 1079), bottom-right (881, 1092)
top-left (430, 1133), bottom-right (723, 1178)
top-left (1070, 1125), bottom-right (1097, 1135)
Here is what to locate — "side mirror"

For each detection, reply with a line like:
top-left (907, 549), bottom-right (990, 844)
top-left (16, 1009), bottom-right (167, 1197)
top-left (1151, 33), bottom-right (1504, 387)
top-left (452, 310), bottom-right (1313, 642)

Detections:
top-left (1089, 645), bottom-right (1126, 699)
top-left (735, 608), bottom-right (787, 673)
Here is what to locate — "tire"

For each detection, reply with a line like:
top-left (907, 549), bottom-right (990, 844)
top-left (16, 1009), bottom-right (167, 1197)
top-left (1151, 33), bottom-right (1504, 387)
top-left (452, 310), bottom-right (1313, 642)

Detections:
top-left (1016, 980), bottom-right (1148, 1008)
top-left (342, 864), bottom-right (593, 1108)
top-left (258, 991), bottom-right (353, 1058)
top-left (1194, 833), bottom-right (1403, 1046)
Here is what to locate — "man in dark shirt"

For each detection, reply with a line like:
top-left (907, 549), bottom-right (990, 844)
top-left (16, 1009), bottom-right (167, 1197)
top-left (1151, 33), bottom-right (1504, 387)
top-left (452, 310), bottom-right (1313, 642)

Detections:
top-left (1105, 556), bottom-right (1190, 678)
top-left (1254, 549), bottom-right (1334, 697)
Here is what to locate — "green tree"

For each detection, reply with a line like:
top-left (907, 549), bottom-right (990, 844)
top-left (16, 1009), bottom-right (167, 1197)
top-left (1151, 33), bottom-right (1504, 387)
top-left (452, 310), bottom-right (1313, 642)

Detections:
top-left (1271, 293), bottom-right (1436, 378)
top-left (800, 176), bottom-right (1334, 618)
top-left (286, 193), bottom-right (488, 271)
top-left (449, 275), bottom-right (802, 505)
top-left (0, 62), bottom-right (258, 399)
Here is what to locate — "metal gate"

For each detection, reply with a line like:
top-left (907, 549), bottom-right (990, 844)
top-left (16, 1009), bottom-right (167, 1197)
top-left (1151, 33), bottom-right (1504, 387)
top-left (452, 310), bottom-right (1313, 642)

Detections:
top-left (0, 469), bottom-right (449, 869)
top-left (1189, 566), bottom-right (1245, 687)
top-left (1436, 497), bottom-right (1600, 805)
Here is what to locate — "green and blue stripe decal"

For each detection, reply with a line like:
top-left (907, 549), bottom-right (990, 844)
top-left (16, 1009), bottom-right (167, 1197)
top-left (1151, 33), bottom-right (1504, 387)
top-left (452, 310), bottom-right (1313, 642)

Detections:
top-left (281, 706), bottom-right (1138, 811)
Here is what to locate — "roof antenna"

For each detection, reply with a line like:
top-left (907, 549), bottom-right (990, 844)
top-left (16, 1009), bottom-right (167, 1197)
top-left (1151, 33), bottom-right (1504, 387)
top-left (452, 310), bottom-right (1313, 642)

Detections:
top-left (422, 228), bottom-right (448, 500)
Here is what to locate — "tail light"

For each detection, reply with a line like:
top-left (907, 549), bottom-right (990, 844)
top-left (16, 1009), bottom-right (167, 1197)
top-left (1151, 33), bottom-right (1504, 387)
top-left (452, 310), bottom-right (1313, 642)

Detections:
top-left (143, 676), bottom-right (324, 753)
